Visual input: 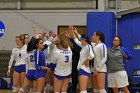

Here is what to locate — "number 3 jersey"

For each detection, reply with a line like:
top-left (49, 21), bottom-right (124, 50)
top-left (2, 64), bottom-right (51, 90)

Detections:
top-left (51, 47), bottom-right (72, 76)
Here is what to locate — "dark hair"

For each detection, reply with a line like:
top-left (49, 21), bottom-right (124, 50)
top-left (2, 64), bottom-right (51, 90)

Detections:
top-left (23, 33), bottom-right (29, 37)
top-left (81, 33), bottom-right (91, 45)
top-left (16, 34), bottom-right (25, 45)
top-left (23, 34), bottom-right (29, 38)
top-left (113, 36), bottom-right (122, 46)
top-left (35, 38), bottom-right (43, 49)
top-left (95, 31), bottom-right (105, 43)
top-left (27, 37), bottom-right (36, 52)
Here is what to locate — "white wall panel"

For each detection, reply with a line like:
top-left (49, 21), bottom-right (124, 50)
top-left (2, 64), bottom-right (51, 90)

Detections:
top-left (0, 10), bottom-right (87, 50)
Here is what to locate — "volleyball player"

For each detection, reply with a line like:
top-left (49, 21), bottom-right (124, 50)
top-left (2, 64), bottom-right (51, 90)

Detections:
top-left (7, 35), bottom-right (27, 93)
top-left (91, 31), bottom-right (107, 93)
top-left (51, 37), bottom-right (72, 93)
top-left (69, 26), bottom-right (94, 93)
top-left (34, 38), bottom-right (51, 93)
top-left (18, 37), bottom-right (37, 93)
top-left (45, 32), bottom-right (56, 93)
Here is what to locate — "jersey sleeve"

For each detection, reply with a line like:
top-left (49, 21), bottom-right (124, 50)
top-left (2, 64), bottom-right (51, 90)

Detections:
top-left (77, 34), bottom-right (81, 39)
top-left (87, 45), bottom-right (95, 60)
top-left (96, 44), bottom-right (107, 71)
top-left (120, 46), bottom-right (132, 59)
top-left (8, 48), bottom-right (15, 68)
top-left (34, 51), bottom-right (42, 70)
top-left (74, 38), bottom-right (83, 48)
top-left (43, 37), bottom-right (53, 45)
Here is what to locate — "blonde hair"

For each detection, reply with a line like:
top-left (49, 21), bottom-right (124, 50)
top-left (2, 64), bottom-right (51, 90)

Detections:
top-left (60, 38), bottom-right (68, 49)
top-left (16, 34), bottom-right (25, 45)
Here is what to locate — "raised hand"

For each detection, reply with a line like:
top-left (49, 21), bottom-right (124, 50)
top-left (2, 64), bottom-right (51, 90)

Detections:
top-left (41, 31), bottom-right (47, 39)
top-left (65, 31), bottom-right (71, 38)
top-left (73, 27), bottom-right (78, 36)
top-left (52, 36), bottom-right (59, 43)
top-left (68, 25), bottom-right (78, 38)
top-left (33, 25), bottom-right (38, 34)
top-left (49, 30), bottom-right (53, 37)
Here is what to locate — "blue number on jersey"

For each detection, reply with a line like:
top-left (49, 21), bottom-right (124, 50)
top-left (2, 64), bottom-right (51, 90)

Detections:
top-left (65, 55), bottom-right (69, 63)
top-left (19, 53), bottom-right (21, 58)
top-left (30, 55), bottom-right (35, 62)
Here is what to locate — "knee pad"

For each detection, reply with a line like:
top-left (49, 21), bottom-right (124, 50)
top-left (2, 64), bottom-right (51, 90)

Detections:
top-left (93, 89), bottom-right (99, 93)
top-left (13, 87), bottom-right (19, 92)
top-left (80, 90), bottom-right (87, 93)
top-left (99, 89), bottom-right (107, 93)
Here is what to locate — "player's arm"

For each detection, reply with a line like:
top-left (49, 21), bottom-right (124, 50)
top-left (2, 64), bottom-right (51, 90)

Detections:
top-left (83, 45), bottom-right (94, 67)
top-left (96, 44), bottom-right (107, 71)
top-left (72, 32), bottom-right (83, 48)
top-left (8, 49), bottom-right (15, 69)
top-left (7, 49), bottom-right (15, 76)
top-left (120, 47), bottom-right (132, 60)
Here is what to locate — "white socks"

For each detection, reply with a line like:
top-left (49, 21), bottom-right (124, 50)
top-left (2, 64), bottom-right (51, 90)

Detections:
top-left (93, 89), bottom-right (99, 93)
top-left (99, 89), bottom-right (107, 93)
top-left (80, 90), bottom-right (87, 93)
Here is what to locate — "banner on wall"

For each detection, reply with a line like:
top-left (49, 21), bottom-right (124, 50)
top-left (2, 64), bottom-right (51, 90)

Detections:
top-left (0, 21), bottom-right (5, 38)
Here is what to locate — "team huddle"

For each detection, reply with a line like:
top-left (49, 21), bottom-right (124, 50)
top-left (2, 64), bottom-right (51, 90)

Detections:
top-left (7, 26), bottom-right (132, 93)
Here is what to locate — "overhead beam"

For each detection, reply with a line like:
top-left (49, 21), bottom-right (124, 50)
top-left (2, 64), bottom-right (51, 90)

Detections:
top-left (98, 0), bottom-right (108, 11)
top-left (116, 6), bottom-right (140, 18)
top-left (0, 0), bottom-right (94, 2)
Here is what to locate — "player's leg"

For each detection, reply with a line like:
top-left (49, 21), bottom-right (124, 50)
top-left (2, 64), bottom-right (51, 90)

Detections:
top-left (18, 77), bottom-right (32, 93)
top-left (49, 71), bottom-right (54, 93)
top-left (13, 71), bottom-right (20, 93)
top-left (91, 75), bottom-right (98, 93)
top-left (32, 80), bottom-right (37, 92)
top-left (61, 78), bottom-right (70, 92)
top-left (79, 75), bottom-right (89, 93)
top-left (54, 75), bottom-right (63, 93)
top-left (36, 77), bottom-right (46, 92)
top-left (96, 73), bottom-right (107, 93)
top-left (20, 72), bottom-right (26, 86)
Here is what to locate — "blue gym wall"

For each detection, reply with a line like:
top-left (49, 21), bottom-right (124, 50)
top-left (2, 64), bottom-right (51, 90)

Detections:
top-left (87, 12), bottom-right (140, 77)
top-left (118, 13), bottom-right (140, 76)
top-left (87, 12), bottom-right (116, 47)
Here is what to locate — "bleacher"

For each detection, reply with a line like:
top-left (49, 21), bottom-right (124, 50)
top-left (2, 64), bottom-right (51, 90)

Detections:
top-left (0, 50), bottom-right (11, 77)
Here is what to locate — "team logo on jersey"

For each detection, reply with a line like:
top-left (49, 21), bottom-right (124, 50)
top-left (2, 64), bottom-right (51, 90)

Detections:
top-left (0, 21), bottom-right (5, 38)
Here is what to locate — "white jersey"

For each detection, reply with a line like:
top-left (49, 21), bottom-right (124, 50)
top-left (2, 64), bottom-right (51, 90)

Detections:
top-left (8, 45), bottom-right (27, 68)
top-left (74, 38), bottom-right (94, 73)
top-left (46, 43), bottom-right (56, 64)
top-left (26, 50), bottom-right (36, 70)
top-left (91, 42), bottom-right (107, 72)
top-left (44, 37), bottom-right (56, 64)
top-left (51, 47), bottom-right (72, 76)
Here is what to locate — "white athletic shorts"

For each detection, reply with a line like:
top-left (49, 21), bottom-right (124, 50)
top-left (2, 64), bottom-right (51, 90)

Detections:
top-left (108, 71), bottom-right (129, 88)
